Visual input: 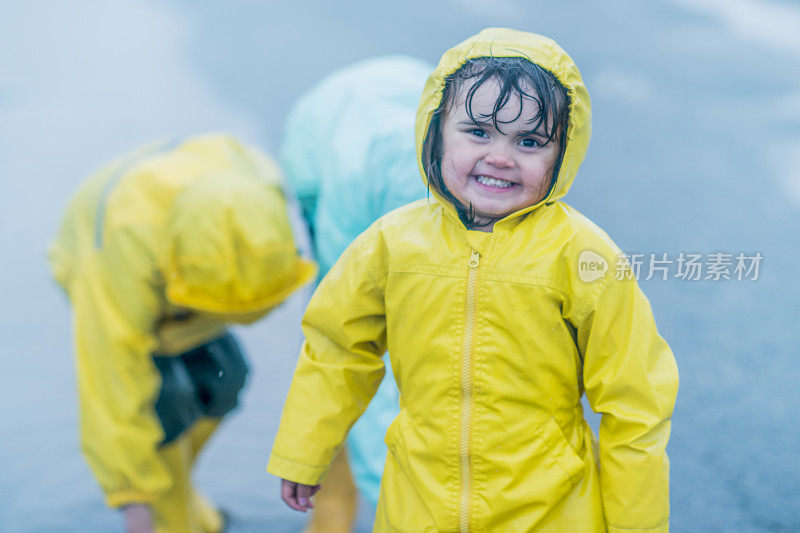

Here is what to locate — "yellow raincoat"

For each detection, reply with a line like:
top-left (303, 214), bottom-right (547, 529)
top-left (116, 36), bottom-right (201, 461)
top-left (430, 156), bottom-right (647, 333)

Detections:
top-left (268, 29), bottom-right (678, 532)
top-left (49, 133), bottom-right (315, 524)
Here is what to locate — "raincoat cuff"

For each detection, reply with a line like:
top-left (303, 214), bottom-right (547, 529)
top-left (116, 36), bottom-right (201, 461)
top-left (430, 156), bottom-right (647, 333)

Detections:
top-left (267, 453), bottom-right (327, 485)
top-left (607, 522), bottom-right (668, 533)
top-left (105, 490), bottom-right (159, 508)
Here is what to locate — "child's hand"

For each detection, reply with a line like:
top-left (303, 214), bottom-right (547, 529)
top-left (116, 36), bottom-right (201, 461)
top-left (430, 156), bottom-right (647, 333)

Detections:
top-left (122, 504), bottom-right (153, 533)
top-left (280, 478), bottom-right (321, 512)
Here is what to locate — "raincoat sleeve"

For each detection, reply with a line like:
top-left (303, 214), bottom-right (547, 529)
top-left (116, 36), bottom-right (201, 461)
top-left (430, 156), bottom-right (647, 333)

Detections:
top-left (268, 223), bottom-right (388, 485)
top-left (69, 226), bottom-right (172, 508)
top-left (575, 271), bottom-right (679, 533)
top-left (48, 202), bottom-right (79, 295)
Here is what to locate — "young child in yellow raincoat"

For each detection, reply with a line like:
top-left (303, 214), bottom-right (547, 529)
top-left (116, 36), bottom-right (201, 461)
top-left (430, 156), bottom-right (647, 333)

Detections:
top-left (268, 29), bottom-right (679, 532)
top-left (49, 133), bottom-right (316, 533)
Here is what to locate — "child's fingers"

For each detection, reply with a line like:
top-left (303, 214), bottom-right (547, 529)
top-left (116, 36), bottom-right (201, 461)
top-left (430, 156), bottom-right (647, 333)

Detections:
top-left (279, 479), bottom-right (321, 512)
top-left (280, 480), bottom-right (306, 512)
top-left (296, 483), bottom-right (314, 510)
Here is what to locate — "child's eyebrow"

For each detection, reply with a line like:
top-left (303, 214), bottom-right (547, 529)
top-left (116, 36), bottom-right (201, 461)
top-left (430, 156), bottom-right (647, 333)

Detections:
top-left (516, 128), bottom-right (549, 138)
top-left (458, 119), bottom-right (548, 138)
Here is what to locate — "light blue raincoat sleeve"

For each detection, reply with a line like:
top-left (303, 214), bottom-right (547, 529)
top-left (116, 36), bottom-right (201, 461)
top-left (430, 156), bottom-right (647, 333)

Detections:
top-left (280, 56), bottom-right (432, 506)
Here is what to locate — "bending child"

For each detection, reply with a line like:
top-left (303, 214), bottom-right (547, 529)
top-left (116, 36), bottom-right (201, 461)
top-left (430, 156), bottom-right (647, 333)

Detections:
top-left (268, 29), bottom-right (679, 532)
top-left (50, 133), bottom-right (315, 533)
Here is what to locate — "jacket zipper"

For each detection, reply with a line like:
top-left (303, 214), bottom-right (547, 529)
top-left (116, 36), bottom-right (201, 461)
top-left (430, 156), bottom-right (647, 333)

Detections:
top-left (459, 249), bottom-right (480, 533)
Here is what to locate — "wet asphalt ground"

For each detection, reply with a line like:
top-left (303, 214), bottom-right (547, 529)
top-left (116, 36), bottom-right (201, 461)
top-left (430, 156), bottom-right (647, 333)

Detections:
top-left (1, 1), bottom-right (799, 531)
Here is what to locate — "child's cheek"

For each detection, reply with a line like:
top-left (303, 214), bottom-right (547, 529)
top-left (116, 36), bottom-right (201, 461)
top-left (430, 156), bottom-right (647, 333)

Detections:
top-left (449, 146), bottom-right (475, 178)
top-left (440, 149), bottom-right (460, 180)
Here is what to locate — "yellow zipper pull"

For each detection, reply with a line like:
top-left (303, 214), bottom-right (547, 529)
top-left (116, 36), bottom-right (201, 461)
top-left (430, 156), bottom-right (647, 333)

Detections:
top-left (468, 249), bottom-right (480, 268)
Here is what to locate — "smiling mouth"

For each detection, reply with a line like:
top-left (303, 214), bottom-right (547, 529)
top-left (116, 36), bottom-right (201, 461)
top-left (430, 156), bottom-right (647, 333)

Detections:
top-left (474, 175), bottom-right (515, 188)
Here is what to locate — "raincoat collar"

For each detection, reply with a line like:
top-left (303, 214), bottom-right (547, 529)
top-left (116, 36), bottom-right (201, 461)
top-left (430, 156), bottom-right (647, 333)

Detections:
top-left (415, 28), bottom-right (592, 230)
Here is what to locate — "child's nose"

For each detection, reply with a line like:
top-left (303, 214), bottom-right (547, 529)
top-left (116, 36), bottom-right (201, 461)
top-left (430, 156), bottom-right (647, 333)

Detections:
top-left (484, 150), bottom-right (514, 168)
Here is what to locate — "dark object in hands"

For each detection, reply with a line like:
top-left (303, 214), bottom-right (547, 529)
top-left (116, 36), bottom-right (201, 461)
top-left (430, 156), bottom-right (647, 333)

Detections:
top-left (153, 332), bottom-right (249, 444)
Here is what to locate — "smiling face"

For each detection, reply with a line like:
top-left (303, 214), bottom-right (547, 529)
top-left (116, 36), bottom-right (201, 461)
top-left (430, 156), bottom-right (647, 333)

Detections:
top-left (439, 76), bottom-right (562, 230)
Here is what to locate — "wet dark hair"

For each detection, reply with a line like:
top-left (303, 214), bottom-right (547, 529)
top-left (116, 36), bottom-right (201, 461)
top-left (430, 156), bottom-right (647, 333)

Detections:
top-left (422, 56), bottom-right (570, 227)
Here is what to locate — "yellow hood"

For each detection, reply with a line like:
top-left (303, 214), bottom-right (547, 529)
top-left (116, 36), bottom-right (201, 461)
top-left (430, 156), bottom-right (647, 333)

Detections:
top-left (415, 28), bottom-right (591, 221)
top-left (164, 171), bottom-right (316, 316)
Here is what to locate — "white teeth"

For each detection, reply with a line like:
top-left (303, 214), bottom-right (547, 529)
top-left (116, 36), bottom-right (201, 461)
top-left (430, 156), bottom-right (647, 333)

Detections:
top-left (475, 175), bottom-right (514, 188)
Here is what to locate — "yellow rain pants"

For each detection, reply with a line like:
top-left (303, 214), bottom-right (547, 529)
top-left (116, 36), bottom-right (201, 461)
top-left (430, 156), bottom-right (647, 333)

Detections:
top-left (153, 418), bottom-right (224, 533)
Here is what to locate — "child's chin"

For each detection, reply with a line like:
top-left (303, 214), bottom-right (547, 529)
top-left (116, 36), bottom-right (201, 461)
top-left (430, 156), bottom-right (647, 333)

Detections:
top-left (472, 202), bottom-right (513, 218)
top-left (472, 208), bottom-right (512, 224)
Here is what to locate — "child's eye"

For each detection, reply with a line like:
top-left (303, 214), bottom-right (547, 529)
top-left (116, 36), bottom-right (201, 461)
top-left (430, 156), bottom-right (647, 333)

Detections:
top-left (520, 138), bottom-right (541, 149)
top-left (469, 129), bottom-right (488, 138)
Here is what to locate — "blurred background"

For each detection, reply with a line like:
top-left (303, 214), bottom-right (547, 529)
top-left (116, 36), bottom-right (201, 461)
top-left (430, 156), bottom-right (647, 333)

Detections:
top-left (1, 0), bottom-right (799, 531)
